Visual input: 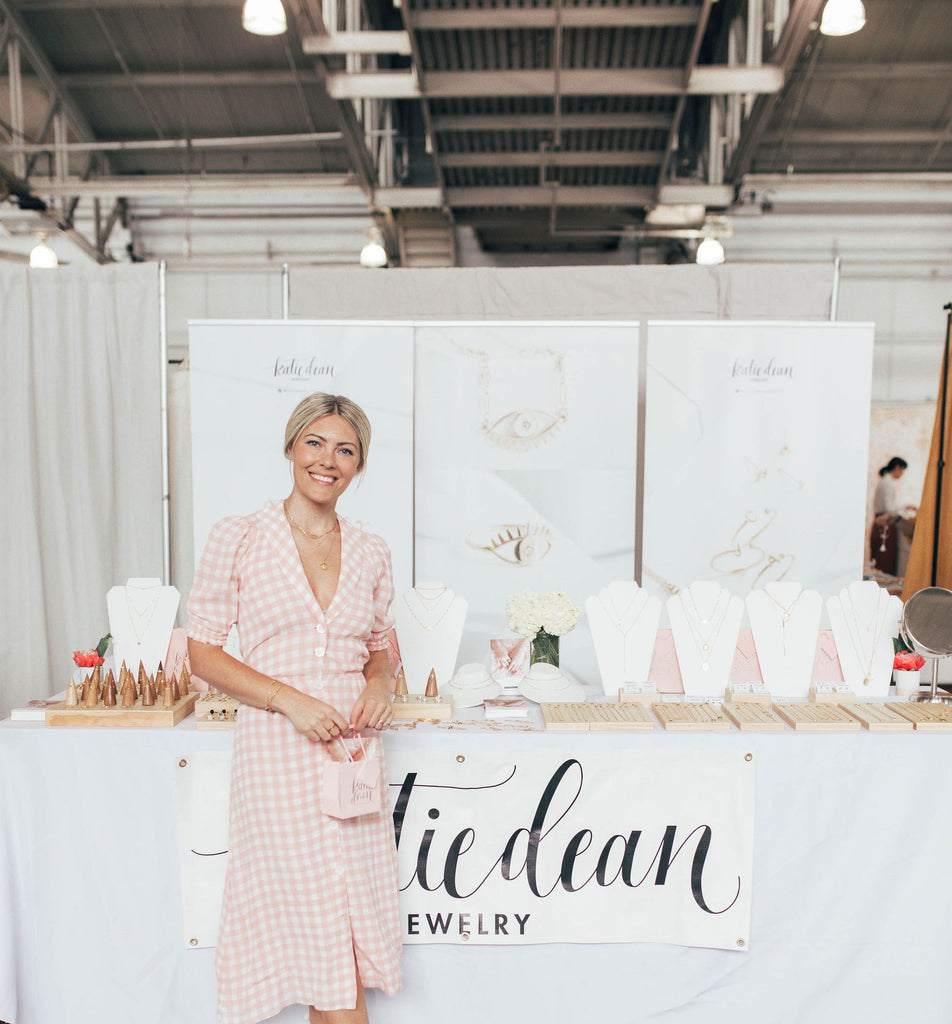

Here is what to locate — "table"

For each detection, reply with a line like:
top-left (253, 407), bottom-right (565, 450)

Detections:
top-left (2, 712), bottom-right (951, 1024)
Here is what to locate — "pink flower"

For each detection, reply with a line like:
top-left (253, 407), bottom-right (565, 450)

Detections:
top-left (893, 651), bottom-right (925, 671)
top-left (72, 649), bottom-right (104, 668)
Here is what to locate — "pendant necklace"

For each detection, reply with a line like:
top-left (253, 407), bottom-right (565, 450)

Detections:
top-left (762, 585), bottom-right (806, 656)
top-left (284, 502), bottom-right (339, 570)
top-left (681, 588), bottom-right (731, 672)
top-left (124, 583), bottom-right (163, 650)
top-left (599, 587), bottom-right (650, 667)
top-left (844, 588), bottom-right (885, 686)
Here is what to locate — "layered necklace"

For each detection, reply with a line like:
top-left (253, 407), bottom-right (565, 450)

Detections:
top-left (761, 585), bottom-right (806, 656)
top-left (284, 501), bottom-right (339, 571)
top-left (598, 587), bottom-right (650, 666)
top-left (402, 587), bottom-right (456, 632)
top-left (680, 588), bottom-right (731, 672)
top-left (124, 582), bottom-right (164, 649)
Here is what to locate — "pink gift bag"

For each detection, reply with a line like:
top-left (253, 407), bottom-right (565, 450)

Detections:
top-left (321, 736), bottom-right (383, 819)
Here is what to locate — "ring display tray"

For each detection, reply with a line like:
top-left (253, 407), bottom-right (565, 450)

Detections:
top-left (886, 701), bottom-right (952, 732)
top-left (195, 693), bottom-right (240, 729)
top-left (844, 702), bottom-right (914, 732)
top-left (773, 702), bottom-right (861, 732)
top-left (45, 691), bottom-right (198, 728)
top-left (651, 701), bottom-right (731, 732)
top-left (721, 702), bottom-right (786, 732)
top-left (541, 702), bottom-right (655, 732)
top-left (391, 696), bottom-right (454, 721)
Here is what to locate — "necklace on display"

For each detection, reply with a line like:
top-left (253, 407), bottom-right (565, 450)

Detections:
top-left (762, 585), bottom-right (806, 656)
top-left (284, 502), bottom-right (339, 570)
top-left (844, 588), bottom-right (886, 686)
top-left (403, 590), bottom-right (456, 632)
top-left (681, 588), bottom-right (731, 672)
top-left (124, 583), bottom-right (163, 649)
top-left (599, 587), bottom-right (650, 668)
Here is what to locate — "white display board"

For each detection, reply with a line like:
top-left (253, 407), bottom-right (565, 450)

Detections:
top-left (414, 322), bottom-right (640, 640)
top-left (188, 320), bottom-right (414, 592)
top-left (643, 321), bottom-right (874, 600)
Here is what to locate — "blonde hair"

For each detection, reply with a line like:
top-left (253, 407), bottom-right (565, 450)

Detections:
top-left (284, 393), bottom-right (371, 470)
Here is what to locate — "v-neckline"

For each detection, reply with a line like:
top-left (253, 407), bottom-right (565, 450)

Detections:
top-left (268, 503), bottom-right (351, 619)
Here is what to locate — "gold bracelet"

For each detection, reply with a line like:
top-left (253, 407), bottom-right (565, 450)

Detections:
top-left (265, 680), bottom-right (284, 713)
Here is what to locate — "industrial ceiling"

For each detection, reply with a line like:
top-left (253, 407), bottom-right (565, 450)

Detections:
top-left (1, 0), bottom-right (950, 265)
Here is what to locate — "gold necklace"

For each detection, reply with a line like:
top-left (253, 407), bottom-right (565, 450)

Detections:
top-left (284, 502), bottom-right (339, 570)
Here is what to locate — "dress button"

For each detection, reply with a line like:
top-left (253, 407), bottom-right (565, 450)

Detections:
top-left (314, 646), bottom-right (326, 657)
top-left (316, 623), bottom-right (325, 632)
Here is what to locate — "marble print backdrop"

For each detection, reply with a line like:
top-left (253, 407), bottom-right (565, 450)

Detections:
top-left (643, 321), bottom-right (874, 603)
top-left (414, 322), bottom-right (640, 668)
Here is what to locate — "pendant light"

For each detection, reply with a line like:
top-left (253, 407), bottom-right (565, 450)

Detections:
top-left (695, 236), bottom-right (725, 266)
top-left (819, 0), bottom-right (866, 36)
top-left (359, 226), bottom-right (388, 268)
top-left (29, 234), bottom-right (59, 268)
top-left (242, 0), bottom-right (287, 36)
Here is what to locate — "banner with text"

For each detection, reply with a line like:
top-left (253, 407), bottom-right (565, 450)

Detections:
top-left (177, 747), bottom-right (754, 951)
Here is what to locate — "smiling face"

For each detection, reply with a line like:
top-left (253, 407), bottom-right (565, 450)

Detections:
top-left (289, 413), bottom-right (362, 509)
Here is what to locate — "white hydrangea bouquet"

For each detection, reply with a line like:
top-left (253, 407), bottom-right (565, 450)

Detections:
top-left (505, 588), bottom-right (582, 667)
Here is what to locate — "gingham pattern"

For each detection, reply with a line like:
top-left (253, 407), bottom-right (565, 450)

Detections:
top-left (187, 502), bottom-right (402, 1024)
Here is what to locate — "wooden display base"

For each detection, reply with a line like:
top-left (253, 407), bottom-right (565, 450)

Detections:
top-left (722, 702), bottom-right (786, 732)
top-left (391, 696), bottom-right (454, 720)
top-left (618, 684), bottom-right (658, 704)
top-left (773, 702), bottom-right (861, 732)
top-left (541, 702), bottom-right (655, 732)
top-left (195, 693), bottom-right (240, 729)
top-left (844, 702), bottom-right (914, 732)
top-left (46, 691), bottom-right (198, 728)
top-left (652, 701), bottom-right (731, 732)
top-left (886, 701), bottom-right (952, 731)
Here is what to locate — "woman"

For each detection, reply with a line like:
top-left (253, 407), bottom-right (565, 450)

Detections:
top-left (188, 393), bottom-right (401, 1024)
top-left (870, 456), bottom-right (915, 575)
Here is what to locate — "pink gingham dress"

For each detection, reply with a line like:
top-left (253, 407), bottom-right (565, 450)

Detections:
top-left (187, 501), bottom-right (402, 1024)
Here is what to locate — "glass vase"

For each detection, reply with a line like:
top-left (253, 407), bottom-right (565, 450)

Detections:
top-left (530, 630), bottom-right (560, 668)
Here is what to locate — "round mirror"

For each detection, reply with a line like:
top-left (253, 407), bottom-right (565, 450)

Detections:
top-left (901, 587), bottom-right (952, 659)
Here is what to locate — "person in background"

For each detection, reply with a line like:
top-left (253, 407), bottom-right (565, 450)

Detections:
top-left (871, 456), bottom-right (916, 576)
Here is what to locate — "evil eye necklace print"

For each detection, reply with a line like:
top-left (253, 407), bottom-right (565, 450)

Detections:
top-left (453, 340), bottom-right (569, 451)
top-left (466, 523), bottom-right (553, 567)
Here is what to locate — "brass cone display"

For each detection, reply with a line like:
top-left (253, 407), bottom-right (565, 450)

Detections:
top-left (137, 662), bottom-right (149, 695)
top-left (84, 666), bottom-right (101, 707)
top-left (180, 664), bottom-right (191, 694)
top-left (141, 679), bottom-right (156, 706)
top-left (162, 681), bottom-right (174, 709)
top-left (65, 681), bottom-right (79, 707)
top-left (394, 667), bottom-right (408, 697)
top-left (102, 671), bottom-right (118, 707)
top-left (120, 674), bottom-right (137, 707)
top-left (425, 668), bottom-right (439, 699)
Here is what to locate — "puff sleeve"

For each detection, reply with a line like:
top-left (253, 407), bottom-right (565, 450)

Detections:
top-left (365, 536), bottom-right (395, 652)
top-left (186, 515), bottom-right (254, 647)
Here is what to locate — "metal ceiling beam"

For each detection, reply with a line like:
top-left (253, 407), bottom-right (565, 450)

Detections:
top-left (811, 62), bottom-right (952, 81)
top-left (15, 0), bottom-right (245, 7)
top-left (761, 128), bottom-right (952, 145)
top-left (60, 70), bottom-right (324, 88)
top-left (0, 131), bottom-right (344, 155)
top-left (439, 150), bottom-right (664, 168)
top-left (725, 0), bottom-right (825, 183)
top-left (431, 112), bottom-right (673, 132)
top-left (27, 173), bottom-right (358, 199)
top-left (327, 66), bottom-right (784, 100)
top-left (407, 7), bottom-right (701, 30)
top-left (445, 185), bottom-right (656, 206)
top-left (302, 31), bottom-right (412, 56)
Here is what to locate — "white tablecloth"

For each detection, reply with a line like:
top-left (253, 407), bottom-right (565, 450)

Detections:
top-left (2, 714), bottom-right (951, 1024)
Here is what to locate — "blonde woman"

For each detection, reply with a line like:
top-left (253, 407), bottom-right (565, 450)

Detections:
top-left (188, 393), bottom-right (401, 1024)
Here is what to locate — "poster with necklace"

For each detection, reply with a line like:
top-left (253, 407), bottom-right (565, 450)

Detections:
top-left (643, 321), bottom-right (874, 603)
top-left (414, 321), bottom-right (640, 675)
top-left (188, 320), bottom-right (414, 593)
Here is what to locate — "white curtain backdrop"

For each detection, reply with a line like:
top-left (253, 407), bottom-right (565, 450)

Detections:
top-left (0, 264), bottom-right (163, 718)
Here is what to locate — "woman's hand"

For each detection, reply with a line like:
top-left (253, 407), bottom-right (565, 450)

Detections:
top-left (273, 686), bottom-right (350, 744)
top-left (350, 681), bottom-right (394, 732)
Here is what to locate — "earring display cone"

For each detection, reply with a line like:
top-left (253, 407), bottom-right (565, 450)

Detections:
top-left (393, 667), bottom-right (409, 703)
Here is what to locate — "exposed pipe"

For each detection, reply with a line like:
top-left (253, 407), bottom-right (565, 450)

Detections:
top-left (159, 259), bottom-right (171, 586)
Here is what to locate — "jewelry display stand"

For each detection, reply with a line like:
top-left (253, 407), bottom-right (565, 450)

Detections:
top-left (746, 583), bottom-right (822, 698)
top-left (667, 581), bottom-right (743, 695)
top-left (826, 581), bottom-right (901, 696)
top-left (392, 582), bottom-right (467, 693)
top-left (519, 663), bottom-right (585, 704)
top-left (391, 666), bottom-right (454, 720)
top-left (443, 663), bottom-right (501, 709)
top-left (106, 578), bottom-right (181, 676)
top-left (586, 582), bottom-right (662, 696)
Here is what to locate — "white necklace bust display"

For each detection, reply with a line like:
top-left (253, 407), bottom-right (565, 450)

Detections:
top-left (586, 581), bottom-right (662, 695)
top-left (668, 581), bottom-right (744, 695)
top-left (746, 582), bottom-right (822, 698)
top-left (392, 582), bottom-right (468, 693)
top-left (106, 578), bottom-right (180, 675)
top-left (443, 663), bottom-right (501, 708)
top-left (826, 581), bottom-right (901, 696)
